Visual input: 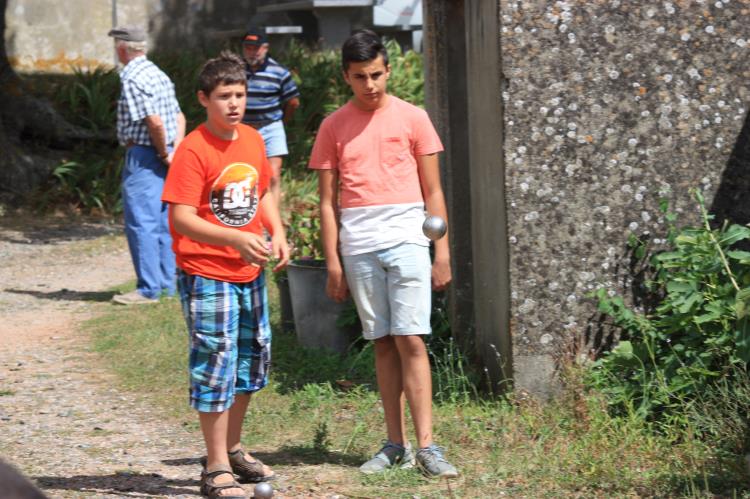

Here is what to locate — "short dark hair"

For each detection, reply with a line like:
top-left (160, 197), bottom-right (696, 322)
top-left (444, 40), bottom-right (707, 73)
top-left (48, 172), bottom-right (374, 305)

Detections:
top-left (198, 51), bottom-right (246, 95)
top-left (341, 29), bottom-right (389, 71)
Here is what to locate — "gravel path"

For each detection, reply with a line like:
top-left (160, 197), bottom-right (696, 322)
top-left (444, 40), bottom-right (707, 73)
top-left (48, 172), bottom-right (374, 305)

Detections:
top-left (0, 217), bottom-right (352, 499)
top-left (0, 218), bottom-right (207, 498)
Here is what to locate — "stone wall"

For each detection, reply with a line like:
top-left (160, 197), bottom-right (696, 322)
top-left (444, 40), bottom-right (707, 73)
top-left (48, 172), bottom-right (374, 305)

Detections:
top-left (501, 0), bottom-right (750, 393)
top-left (4, 0), bottom-right (257, 73)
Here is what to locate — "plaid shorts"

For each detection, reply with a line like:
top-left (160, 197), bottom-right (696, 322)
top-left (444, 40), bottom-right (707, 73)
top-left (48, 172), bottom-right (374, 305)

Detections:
top-left (177, 270), bottom-right (271, 413)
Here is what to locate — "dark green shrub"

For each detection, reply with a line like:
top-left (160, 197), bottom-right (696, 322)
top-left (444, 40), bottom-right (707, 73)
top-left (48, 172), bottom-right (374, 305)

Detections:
top-left (37, 146), bottom-right (123, 215)
top-left (280, 170), bottom-right (322, 260)
top-left (51, 66), bottom-right (120, 131)
top-left (590, 190), bottom-right (750, 424)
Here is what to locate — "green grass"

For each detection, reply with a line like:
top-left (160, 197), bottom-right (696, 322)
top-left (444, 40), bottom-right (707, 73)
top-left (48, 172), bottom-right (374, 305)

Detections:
top-left (84, 275), bottom-right (749, 497)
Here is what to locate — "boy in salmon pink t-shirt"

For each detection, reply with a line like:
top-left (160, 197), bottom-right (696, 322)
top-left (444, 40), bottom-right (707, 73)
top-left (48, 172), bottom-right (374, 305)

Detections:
top-left (308, 30), bottom-right (458, 479)
top-left (162, 51), bottom-right (288, 498)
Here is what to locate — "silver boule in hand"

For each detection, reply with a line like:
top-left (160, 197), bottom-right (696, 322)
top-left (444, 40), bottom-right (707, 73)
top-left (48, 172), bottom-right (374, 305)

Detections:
top-left (422, 214), bottom-right (447, 241)
top-left (254, 482), bottom-right (274, 498)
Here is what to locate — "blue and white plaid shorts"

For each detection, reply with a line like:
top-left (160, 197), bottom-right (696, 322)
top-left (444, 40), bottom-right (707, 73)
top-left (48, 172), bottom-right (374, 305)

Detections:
top-left (177, 270), bottom-right (271, 413)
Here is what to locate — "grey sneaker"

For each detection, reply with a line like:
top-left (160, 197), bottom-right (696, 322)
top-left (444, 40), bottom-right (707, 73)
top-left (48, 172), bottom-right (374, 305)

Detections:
top-left (359, 441), bottom-right (415, 474)
top-left (112, 290), bottom-right (158, 305)
top-left (415, 444), bottom-right (459, 478)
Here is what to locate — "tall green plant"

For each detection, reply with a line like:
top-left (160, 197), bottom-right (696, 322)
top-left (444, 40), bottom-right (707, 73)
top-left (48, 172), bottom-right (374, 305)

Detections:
top-left (280, 170), bottom-right (323, 260)
top-left (590, 190), bottom-right (750, 422)
top-left (54, 66), bottom-right (120, 131)
top-left (40, 149), bottom-right (123, 214)
top-left (383, 39), bottom-right (424, 107)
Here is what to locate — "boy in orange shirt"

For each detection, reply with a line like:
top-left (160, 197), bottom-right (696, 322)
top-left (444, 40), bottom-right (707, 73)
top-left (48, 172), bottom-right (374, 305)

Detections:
top-left (162, 51), bottom-right (288, 498)
top-left (309, 30), bottom-right (458, 478)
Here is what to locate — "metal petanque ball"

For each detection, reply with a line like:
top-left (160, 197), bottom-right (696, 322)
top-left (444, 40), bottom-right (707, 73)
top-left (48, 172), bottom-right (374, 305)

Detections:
top-left (253, 482), bottom-right (274, 498)
top-left (422, 214), bottom-right (447, 241)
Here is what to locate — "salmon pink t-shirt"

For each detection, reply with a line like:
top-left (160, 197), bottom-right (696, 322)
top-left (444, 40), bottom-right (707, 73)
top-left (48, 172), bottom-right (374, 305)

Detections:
top-left (308, 96), bottom-right (443, 256)
top-left (162, 124), bottom-right (271, 282)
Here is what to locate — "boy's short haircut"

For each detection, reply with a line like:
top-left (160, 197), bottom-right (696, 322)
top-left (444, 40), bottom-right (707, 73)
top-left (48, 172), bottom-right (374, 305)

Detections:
top-left (341, 29), bottom-right (389, 71)
top-left (198, 50), bottom-right (247, 95)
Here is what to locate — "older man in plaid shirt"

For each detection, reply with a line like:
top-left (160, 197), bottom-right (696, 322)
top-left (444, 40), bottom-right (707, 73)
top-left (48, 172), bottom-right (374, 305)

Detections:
top-left (109, 25), bottom-right (186, 305)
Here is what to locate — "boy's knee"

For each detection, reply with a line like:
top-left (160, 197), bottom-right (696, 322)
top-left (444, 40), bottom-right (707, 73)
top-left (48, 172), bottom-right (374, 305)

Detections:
top-left (374, 335), bottom-right (397, 353)
top-left (393, 334), bottom-right (427, 357)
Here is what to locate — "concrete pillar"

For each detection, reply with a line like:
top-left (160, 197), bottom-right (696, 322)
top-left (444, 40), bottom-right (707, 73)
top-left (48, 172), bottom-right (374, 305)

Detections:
top-left (464, 0), bottom-right (511, 392)
top-left (422, 0), bottom-right (476, 364)
top-left (423, 0), bottom-right (511, 393)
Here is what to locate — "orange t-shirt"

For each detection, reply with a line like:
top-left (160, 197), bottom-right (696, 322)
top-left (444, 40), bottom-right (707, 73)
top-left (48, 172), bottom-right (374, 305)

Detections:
top-left (162, 124), bottom-right (271, 282)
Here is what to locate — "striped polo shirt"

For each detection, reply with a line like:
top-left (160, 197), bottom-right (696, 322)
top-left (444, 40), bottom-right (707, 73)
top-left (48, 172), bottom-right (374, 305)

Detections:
top-left (116, 55), bottom-right (181, 147)
top-left (242, 56), bottom-right (299, 127)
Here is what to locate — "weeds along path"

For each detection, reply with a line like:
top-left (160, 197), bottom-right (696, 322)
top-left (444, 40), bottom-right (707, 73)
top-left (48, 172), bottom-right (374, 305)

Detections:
top-left (0, 217), bottom-right (209, 498)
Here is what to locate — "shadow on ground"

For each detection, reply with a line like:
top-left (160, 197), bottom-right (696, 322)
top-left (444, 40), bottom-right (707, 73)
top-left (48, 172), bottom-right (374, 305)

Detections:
top-left (161, 457), bottom-right (203, 467)
top-left (0, 216), bottom-right (121, 245)
top-left (262, 447), bottom-right (364, 468)
top-left (162, 449), bottom-right (363, 469)
top-left (34, 471), bottom-right (200, 497)
top-left (4, 288), bottom-right (117, 302)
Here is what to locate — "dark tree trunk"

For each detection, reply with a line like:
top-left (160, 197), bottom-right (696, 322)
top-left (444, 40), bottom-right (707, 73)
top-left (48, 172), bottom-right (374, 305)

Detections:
top-left (0, 0), bottom-right (109, 199)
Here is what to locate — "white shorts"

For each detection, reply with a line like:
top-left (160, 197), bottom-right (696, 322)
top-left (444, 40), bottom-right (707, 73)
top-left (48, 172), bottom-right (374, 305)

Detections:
top-left (342, 243), bottom-right (432, 340)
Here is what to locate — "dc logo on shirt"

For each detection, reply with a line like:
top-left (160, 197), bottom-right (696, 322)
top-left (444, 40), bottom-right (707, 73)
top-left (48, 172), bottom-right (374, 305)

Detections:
top-left (210, 163), bottom-right (260, 227)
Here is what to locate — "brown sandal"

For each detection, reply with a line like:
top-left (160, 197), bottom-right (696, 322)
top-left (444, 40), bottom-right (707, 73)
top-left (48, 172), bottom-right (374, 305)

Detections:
top-left (200, 467), bottom-right (246, 499)
top-left (228, 448), bottom-right (276, 483)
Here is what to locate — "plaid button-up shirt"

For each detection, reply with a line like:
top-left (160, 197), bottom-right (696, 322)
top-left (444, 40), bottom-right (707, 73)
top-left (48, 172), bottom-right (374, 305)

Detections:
top-left (116, 55), bottom-right (181, 147)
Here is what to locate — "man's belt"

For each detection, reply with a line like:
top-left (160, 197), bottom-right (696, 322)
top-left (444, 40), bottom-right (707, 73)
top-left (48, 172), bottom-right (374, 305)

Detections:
top-left (247, 120), bottom-right (276, 129)
top-left (125, 140), bottom-right (173, 149)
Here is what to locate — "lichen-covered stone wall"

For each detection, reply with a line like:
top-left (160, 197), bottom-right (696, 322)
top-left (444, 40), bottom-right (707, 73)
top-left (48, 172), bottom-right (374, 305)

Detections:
top-left (501, 0), bottom-right (750, 391)
top-left (5, 0), bottom-right (149, 72)
top-left (4, 0), bottom-right (257, 73)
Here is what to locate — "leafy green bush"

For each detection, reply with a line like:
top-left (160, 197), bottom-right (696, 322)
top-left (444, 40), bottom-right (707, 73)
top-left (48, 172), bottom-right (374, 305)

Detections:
top-left (35, 145), bottom-right (123, 215)
top-left (590, 190), bottom-right (750, 423)
top-left (280, 170), bottom-right (323, 260)
top-left (55, 66), bottom-right (120, 131)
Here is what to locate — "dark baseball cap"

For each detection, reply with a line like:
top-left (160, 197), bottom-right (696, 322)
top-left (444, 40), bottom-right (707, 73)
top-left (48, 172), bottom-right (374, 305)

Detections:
top-left (107, 25), bottom-right (146, 42)
top-left (242, 26), bottom-right (268, 45)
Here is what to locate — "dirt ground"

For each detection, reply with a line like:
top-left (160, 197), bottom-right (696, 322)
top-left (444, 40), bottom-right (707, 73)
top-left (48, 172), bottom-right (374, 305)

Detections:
top-left (0, 215), bottom-right (346, 499)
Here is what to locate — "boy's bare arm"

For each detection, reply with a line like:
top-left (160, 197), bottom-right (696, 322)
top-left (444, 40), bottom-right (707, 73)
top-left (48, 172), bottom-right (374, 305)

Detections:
top-left (174, 112), bottom-right (186, 147)
top-left (318, 169), bottom-right (349, 302)
top-left (417, 153), bottom-right (452, 291)
top-left (259, 192), bottom-right (290, 271)
top-left (171, 203), bottom-right (270, 266)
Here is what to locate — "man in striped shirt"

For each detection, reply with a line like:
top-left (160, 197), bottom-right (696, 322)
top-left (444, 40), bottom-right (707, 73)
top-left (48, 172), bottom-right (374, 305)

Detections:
top-left (241, 26), bottom-right (300, 204)
top-left (108, 25), bottom-right (186, 306)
